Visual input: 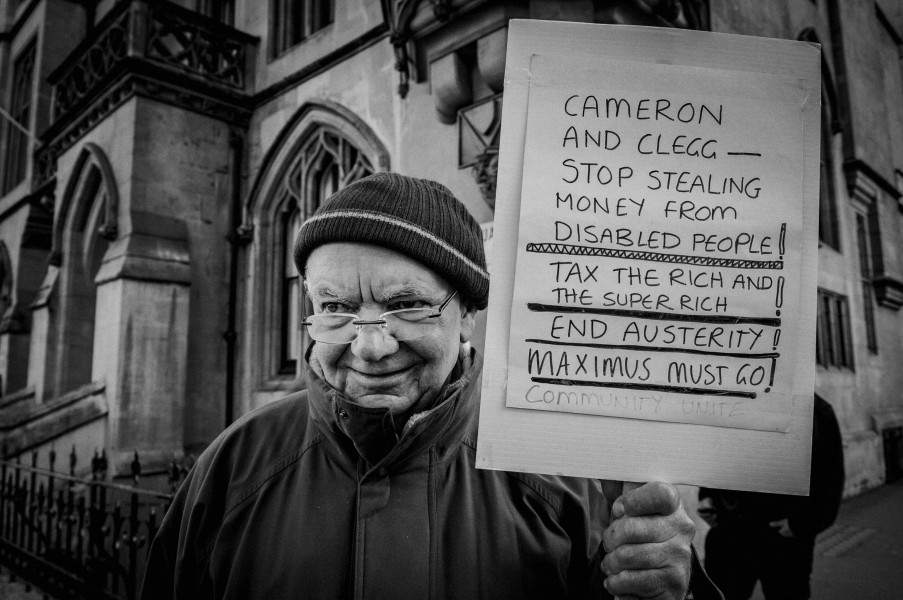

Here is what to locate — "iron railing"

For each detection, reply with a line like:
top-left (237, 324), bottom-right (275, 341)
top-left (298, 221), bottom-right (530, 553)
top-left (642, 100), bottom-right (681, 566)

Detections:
top-left (0, 448), bottom-right (181, 600)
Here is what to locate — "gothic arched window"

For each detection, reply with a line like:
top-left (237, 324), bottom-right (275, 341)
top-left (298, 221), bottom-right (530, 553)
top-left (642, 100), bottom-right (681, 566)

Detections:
top-left (242, 102), bottom-right (388, 399)
top-left (273, 129), bottom-right (374, 373)
top-left (53, 145), bottom-right (118, 396)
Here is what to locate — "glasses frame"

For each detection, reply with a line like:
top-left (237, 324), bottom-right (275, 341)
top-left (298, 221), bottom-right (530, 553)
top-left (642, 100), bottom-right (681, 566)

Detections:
top-left (301, 290), bottom-right (459, 344)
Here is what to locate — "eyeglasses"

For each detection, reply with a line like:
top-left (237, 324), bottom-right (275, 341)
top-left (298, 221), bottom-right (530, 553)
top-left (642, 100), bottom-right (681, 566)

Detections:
top-left (302, 291), bottom-right (458, 344)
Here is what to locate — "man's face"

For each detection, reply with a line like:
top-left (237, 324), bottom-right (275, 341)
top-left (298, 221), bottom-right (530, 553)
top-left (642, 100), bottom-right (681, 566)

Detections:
top-left (305, 242), bottom-right (476, 415)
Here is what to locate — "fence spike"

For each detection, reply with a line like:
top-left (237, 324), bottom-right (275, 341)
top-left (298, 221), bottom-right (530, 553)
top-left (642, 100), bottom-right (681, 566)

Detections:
top-left (131, 451), bottom-right (141, 485)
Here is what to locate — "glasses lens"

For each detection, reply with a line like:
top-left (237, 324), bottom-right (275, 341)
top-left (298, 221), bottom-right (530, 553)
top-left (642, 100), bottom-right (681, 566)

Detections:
top-left (387, 308), bottom-right (434, 323)
top-left (306, 314), bottom-right (356, 343)
top-left (304, 305), bottom-right (446, 344)
top-left (383, 308), bottom-right (436, 341)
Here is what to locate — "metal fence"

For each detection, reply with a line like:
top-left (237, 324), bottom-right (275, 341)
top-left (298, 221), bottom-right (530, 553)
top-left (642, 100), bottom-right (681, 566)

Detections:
top-left (0, 448), bottom-right (180, 600)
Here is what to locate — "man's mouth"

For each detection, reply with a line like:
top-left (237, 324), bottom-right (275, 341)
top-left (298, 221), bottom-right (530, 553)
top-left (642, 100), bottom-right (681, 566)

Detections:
top-left (349, 364), bottom-right (416, 381)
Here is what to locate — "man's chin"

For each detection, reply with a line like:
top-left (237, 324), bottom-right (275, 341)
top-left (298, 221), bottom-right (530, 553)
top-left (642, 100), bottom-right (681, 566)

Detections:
top-left (354, 393), bottom-right (415, 414)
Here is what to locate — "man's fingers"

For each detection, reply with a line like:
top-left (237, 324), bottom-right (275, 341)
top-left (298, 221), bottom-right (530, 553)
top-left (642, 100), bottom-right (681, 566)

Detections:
top-left (602, 540), bottom-right (684, 575)
top-left (612, 481), bottom-right (680, 519)
top-left (601, 481), bottom-right (694, 599)
top-left (603, 566), bottom-right (683, 599)
top-left (603, 513), bottom-right (694, 551)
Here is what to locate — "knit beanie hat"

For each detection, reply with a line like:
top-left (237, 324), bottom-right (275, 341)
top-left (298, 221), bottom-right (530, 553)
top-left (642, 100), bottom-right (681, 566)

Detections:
top-left (294, 172), bottom-right (490, 309)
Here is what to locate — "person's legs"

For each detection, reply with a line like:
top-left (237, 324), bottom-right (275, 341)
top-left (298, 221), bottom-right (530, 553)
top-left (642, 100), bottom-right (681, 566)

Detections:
top-left (704, 522), bottom-right (758, 600)
top-left (759, 531), bottom-right (814, 600)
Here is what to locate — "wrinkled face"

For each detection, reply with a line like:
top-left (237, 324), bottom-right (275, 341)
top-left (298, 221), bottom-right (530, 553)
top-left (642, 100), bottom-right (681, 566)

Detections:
top-left (305, 243), bottom-right (476, 415)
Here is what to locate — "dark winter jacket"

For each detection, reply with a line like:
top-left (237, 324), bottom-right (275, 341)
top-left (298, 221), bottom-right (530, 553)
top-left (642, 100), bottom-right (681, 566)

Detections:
top-left (699, 394), bottom-right (845, 540)
top-left (141, 349), bottom-right (717, 599)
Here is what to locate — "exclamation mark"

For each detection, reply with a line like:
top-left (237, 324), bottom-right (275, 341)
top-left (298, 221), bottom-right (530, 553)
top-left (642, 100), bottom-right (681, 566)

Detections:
top-left (773, 329), bottom-right (781, 350)
top-left (766, 358), bottom-right (777, 393)
top-left (775, 276), bottom-right (785, 315)
top-left (779, 223), bottom-right (786, 258)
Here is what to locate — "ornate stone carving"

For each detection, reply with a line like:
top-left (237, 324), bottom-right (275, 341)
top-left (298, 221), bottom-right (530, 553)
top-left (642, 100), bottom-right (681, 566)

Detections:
top-left (601, 0), bottom-right (710, 29)
top-left (430, 0), bottom-right (452, 21)
top-left (472, 147), bottom-right (498, 209)
top-left (40, 0), bottom-right (256, 189)
top-left (873, 276), bottom-right (903, 311)
top-left (458, 93), bottom-right (502, 209)
top-left (146, 6), bottom-right (248, 89)
top-left (383, 0), bottom-right (452, 98)
top-left (51, 9), bottom-right (130, 120)
top-left (97, 222), bottom-right (118, 241)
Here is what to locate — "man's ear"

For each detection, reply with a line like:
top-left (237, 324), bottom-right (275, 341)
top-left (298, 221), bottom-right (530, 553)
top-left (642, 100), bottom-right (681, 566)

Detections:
top-left (459, 303), bottom-right (478, 343)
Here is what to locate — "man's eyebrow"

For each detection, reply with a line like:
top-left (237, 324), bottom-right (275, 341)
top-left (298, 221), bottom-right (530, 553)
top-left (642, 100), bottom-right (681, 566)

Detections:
top-left (305, 283), bottom-right (350, 300)
top-left (306, 281), bottom-right (443, 301)
top-left (378, 283), bottom-right (442, 301)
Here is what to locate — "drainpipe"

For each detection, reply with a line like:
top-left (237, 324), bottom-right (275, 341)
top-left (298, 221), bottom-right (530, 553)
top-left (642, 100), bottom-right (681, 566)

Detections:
top-left (224, 128), bottom-right (248, 427)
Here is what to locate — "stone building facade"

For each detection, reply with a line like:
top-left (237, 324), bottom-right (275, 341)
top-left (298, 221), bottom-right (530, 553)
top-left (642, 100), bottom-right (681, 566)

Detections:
top-left (0, 0), bottom-right (901, 497)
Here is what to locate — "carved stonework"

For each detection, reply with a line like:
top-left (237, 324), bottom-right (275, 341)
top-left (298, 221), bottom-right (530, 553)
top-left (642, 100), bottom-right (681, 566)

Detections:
top-left (389, 33), bottom-right (412, 98)
top-left (600, 0), bottom-right (710, 29)
top-left (51, 9), bottom-right (131, 120)
top-left (97, 222), bottom-right (118, 241)
top-left (146, 6), bottom-right (248, 89)
top-left (873, 276), bottom-right (903, 311)
top-left (36, 77), bottom-right (137, 190)
top-left (472, 147), bottom-right (498, 209)
top-left (39, 0), bottom-right (257, 190)
top-left (430, 0), bottom-right (452, 21)
top-left (383, 0), bottom-right (455, 98)
top-left (458, 93), bottom-right (502, 209)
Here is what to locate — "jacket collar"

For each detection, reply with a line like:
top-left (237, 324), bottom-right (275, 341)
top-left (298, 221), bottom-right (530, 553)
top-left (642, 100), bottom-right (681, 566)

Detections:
top-left (304, 345), bottom-right (483, 469)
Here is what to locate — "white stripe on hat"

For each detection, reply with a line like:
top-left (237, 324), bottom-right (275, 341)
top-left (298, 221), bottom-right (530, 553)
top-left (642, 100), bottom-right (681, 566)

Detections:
top-left (299, 209), bottom-right (490, 281)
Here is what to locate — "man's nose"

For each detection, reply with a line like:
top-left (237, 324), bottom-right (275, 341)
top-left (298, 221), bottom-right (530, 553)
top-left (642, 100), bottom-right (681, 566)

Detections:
top-left (351, 323), bottom-right (399, 361)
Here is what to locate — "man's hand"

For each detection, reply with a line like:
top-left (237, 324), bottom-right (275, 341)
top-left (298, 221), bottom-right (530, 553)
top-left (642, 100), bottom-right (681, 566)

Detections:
top-left (601, 482), bottom-right (695, 600)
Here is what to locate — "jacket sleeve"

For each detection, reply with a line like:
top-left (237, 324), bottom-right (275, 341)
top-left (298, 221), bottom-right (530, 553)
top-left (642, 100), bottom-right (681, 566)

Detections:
top-left (688, 546), bottom-right (725, 600)
top-left (788, 395), bottom-right (845, 539)
top-left (139, 445), bottom-right (227, 600)
top-left (140, 477), bottom-right (191, 600)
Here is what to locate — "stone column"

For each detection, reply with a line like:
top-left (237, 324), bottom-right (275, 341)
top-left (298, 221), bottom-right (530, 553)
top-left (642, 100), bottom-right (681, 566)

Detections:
top-left (93, 211), bottom-right (191, 476)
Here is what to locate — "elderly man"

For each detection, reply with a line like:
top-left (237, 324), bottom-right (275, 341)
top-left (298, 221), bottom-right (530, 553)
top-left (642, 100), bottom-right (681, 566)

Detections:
top-left (141, 173), bottom-right (720, 599)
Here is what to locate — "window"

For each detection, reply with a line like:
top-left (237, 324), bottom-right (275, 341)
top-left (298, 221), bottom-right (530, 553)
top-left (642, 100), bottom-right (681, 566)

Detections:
top-left (0, 242), bottom-right (11, 327)
top-left (2, 41), bottom-right (36, 195)
top-left (273, 128), bottom-right (372, 374)
top-left (3, 205), bottom-right (52, 395)
top-left (245, 101), bottom-right (389, 389)
top-left (272, 0), bottom-right (334, 57)
top-left (53, 146), bottom-right (119, 396)
top-left (818, 105), bottom-right (840, 249)
top-left (58, 169), bottom-right (111, 392)
top-left (855, 212), bottom-right (878, 353)
top-left (816, 289), bottom-right (853, 369)
top-left (280, 207), bottom-right (301, 372)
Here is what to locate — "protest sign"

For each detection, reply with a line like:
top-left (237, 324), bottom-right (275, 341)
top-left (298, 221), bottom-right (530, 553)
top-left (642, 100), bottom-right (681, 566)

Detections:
top-left (476, 21), bottom-right (820, 494)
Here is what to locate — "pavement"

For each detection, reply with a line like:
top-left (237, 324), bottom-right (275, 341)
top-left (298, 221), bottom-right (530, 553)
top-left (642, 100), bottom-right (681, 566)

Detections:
top-left (748, 478), bottom-right (903, 600)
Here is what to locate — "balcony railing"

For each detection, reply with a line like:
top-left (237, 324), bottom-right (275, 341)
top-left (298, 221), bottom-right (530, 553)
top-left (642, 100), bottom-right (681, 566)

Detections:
top-left (0, 447), bottom-right (184, 600)
top-left (49, 0), bottom-right (255, 121)
top-left (34, 0), bottom-right (257, 189)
